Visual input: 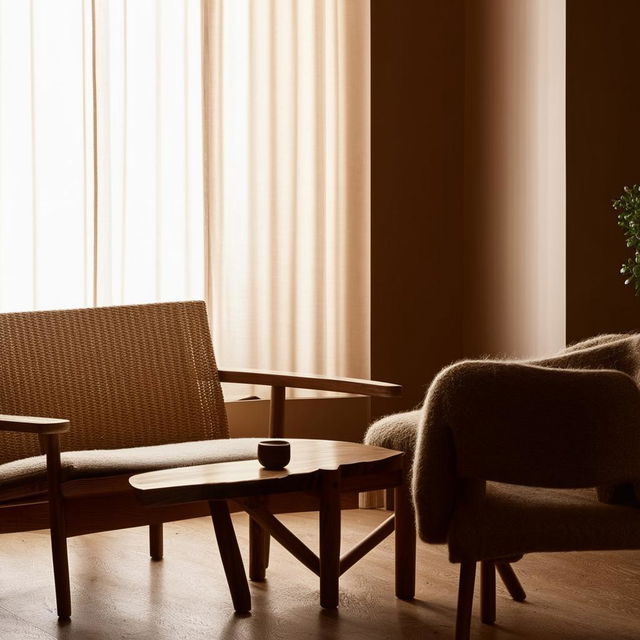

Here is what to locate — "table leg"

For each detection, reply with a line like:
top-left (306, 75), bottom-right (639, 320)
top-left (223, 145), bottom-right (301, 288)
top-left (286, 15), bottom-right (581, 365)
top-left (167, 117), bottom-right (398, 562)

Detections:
top-left (319, 469), bottom-right (341, 609)
top-left (209, 500), bottom-right (251, 613)
top-left (394, 474), bottom-right (416, 599)
top-left (249, 516), bottom-right (269, 582)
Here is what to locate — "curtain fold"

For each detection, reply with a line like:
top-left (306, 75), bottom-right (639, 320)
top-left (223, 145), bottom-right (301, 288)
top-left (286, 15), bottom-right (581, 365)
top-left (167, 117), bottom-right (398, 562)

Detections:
top-left (202, 0), bottom-right (371, 384)
top-left (0, 0), bottom-right (91, 312)
top-left (93, 0), bottom-right (204, 307)
top-left (0, 0), bottom-right (370, 385)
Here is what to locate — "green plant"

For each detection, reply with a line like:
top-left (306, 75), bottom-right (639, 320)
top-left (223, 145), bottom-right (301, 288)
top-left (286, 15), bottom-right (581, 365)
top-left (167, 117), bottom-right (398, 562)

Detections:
top-left (614, 184), bottom-right (640, 295)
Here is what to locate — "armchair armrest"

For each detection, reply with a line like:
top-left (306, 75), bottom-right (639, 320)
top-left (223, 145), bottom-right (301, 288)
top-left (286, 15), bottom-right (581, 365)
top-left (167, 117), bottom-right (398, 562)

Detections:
top-left (0, 414), bottom-right (70, 435)
top-left (218, 368), bottom-right (401, 397)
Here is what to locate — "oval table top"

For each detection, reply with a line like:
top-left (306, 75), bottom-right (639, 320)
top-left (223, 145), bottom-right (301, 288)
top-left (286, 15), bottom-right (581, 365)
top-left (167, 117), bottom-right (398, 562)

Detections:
top-left (130, 438), bottom-right (403, 506)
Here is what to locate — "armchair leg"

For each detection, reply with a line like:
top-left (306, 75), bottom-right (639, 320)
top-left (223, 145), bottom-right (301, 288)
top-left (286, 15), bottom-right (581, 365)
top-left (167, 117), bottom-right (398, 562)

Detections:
top-left (496, 561), bottom-right (527, 602)
top-left (455, 562), bottom-right (476, 640)
top-left (480, 561), bottom-right (496, 624)
top-left (149, 523), bottom-right (163, 561)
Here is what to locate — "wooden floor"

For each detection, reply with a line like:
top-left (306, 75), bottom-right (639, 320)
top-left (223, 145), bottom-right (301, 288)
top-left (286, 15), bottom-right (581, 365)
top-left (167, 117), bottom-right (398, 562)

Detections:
top-left (1, 508), bottom-right (639, 639)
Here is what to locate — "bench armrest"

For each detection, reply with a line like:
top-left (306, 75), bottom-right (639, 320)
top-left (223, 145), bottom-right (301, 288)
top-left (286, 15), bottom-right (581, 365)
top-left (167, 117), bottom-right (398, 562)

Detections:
top-left (0, 414), bottom-right (70, 435)
top-left (218, 368), bottom-right (401, 398)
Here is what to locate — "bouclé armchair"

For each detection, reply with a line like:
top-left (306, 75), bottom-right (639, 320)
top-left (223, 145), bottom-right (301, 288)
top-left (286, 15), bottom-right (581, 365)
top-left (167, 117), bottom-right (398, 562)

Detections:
top-left (368, 334), bottom-right (640, 639)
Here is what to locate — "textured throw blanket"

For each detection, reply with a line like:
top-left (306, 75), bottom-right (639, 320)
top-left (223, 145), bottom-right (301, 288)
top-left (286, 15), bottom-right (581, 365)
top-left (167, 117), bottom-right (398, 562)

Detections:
top-left (412, 333), bottom-right (640, 544)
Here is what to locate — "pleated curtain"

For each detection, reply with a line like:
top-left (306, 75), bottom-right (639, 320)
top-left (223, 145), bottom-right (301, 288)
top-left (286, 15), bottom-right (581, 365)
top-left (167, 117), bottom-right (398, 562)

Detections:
top-left (0, 0), bottom-right (370, 382)
top-left (202, 0), bottom-right (370, 381)
top-left (0, 0), bottom-right (93, 312)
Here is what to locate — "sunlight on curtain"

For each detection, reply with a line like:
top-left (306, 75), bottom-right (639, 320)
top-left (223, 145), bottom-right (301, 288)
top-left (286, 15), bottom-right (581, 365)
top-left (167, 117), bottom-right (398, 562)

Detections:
top-left (203, 0), bottom-right (371, 383)
top-left (0, 0), bottom-right (91, 312)
top-left (0, 0), bottom-right (370, 387)
top-left (93, 0), bottom-right (204, 306)
top-left (0, 0), bottom-right (203, 313)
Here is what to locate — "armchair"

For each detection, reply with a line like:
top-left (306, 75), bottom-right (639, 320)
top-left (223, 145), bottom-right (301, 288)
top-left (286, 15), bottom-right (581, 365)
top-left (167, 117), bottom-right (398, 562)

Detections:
top-left (413, 339), bottom-right (640, 640)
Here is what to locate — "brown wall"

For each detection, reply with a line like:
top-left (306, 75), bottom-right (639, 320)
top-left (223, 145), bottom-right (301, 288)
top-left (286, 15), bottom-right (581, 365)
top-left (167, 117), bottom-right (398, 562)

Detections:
top-left (370, 0), bottom-right (566, 418)
top-left (567, 0), bottom-right (640, 342)
top-left (370, 0), bottom-right (640, 419)
top-left (371, 0), bottom-right (466, 416)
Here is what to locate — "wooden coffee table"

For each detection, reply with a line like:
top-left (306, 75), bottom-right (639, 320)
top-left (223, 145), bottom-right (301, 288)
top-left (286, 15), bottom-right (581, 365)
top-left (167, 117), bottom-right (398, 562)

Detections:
top-left (129, 439), bottom-right (415, 613)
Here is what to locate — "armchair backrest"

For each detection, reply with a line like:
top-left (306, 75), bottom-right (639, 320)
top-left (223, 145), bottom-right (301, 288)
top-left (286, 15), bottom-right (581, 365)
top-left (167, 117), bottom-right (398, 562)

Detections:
top-left (446, 362), bottom-right (640, 488)
top-left (0, 301), bottom-right (229, 464)
top-left (533, 333), bottom-right (640, 383)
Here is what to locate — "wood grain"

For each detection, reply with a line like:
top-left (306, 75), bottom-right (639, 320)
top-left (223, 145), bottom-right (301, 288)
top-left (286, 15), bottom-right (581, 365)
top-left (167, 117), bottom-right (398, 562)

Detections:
top-left (130, 439), bottom-right (403, 505)
top-left (0, 488), bottom-right (358, 537)
top-left (319, 469), bottom-right (341, 608)
top-left (237, 499), bottom-right (320, 577)
top-left (495, 561), bottom-right (527, 602)
top-left (248, 514), bottom-right (268, 581)
top-left (131, 441), bottom-right (407, 611)
top-left (394, 478), bottom-right (416, 600)
top-left (268, 386), bottom-right (286, 438)
top-left (480, 561), bottom-right (496, 624)
top-left (339, 514), bottom-right (394, 575)
top-left (209, 500), bottom-right (251, 613)
top-left (1, 509), bottom-right (640, 639)
top-left (0, 414), bottom-right (70, 434)
top-left (218, 368), bottom-right (402, 397)
top-left (44, 433), bottom-right (71, 620)
top-left (149, 523), bottom-right (163, 560)
top-left (456, 562), bottom-right (476, 640)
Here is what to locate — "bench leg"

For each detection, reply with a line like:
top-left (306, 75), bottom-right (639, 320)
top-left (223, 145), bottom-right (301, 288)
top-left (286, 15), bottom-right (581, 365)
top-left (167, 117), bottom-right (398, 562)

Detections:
top-left (319, 469), bottom-right (341, 609)
top-left (50, 517), bottom-right (71, 620)
top-left (209, 500), bottom-right (251, 613)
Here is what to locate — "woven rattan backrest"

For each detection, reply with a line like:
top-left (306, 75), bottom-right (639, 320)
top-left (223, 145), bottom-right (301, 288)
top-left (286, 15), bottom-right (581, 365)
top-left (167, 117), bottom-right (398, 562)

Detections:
top-left (0, 301), bottom-right (229, 464)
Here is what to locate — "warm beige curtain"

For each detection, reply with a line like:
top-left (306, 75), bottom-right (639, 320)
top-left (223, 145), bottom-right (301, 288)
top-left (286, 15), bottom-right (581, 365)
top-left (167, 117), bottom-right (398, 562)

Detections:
top-left (93, 0), bottom-right (204, 307)
top-left (0, 0), bottom-right (370, 385)
top-left (0, 0), bottom-right (204, 311)
top-left (0, 0), bottom-right (92, 312)
top-left (202, 0), bottom-right (371, 384)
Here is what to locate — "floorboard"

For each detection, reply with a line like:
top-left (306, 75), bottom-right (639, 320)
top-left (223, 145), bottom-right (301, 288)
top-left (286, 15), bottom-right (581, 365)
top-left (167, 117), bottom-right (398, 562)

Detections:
top-left (0, 509), bottom-right (639, 639)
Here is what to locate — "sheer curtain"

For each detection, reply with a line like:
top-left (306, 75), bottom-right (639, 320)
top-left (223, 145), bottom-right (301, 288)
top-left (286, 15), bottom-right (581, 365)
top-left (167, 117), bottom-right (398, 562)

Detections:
top-left (202, 0), bottom-right (370, 381)
top-left (0, 0), bottom-right (91, 312)
top-left (0, 0), bottom-right (370, 382)
top-left (0, 0), bottom-right (203, 310)
top-left (93, 0), bottom-right (204, 306)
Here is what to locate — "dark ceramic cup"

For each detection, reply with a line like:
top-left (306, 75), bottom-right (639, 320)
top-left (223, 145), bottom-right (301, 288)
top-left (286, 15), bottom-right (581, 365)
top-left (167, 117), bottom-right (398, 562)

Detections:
top-left (257, 440), bottom-right (291, 470)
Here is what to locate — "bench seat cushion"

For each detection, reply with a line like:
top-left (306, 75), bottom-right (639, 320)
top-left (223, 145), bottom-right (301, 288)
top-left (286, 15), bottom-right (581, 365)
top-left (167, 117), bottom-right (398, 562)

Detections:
top-left (0, 437), bottom-right (261, 491)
